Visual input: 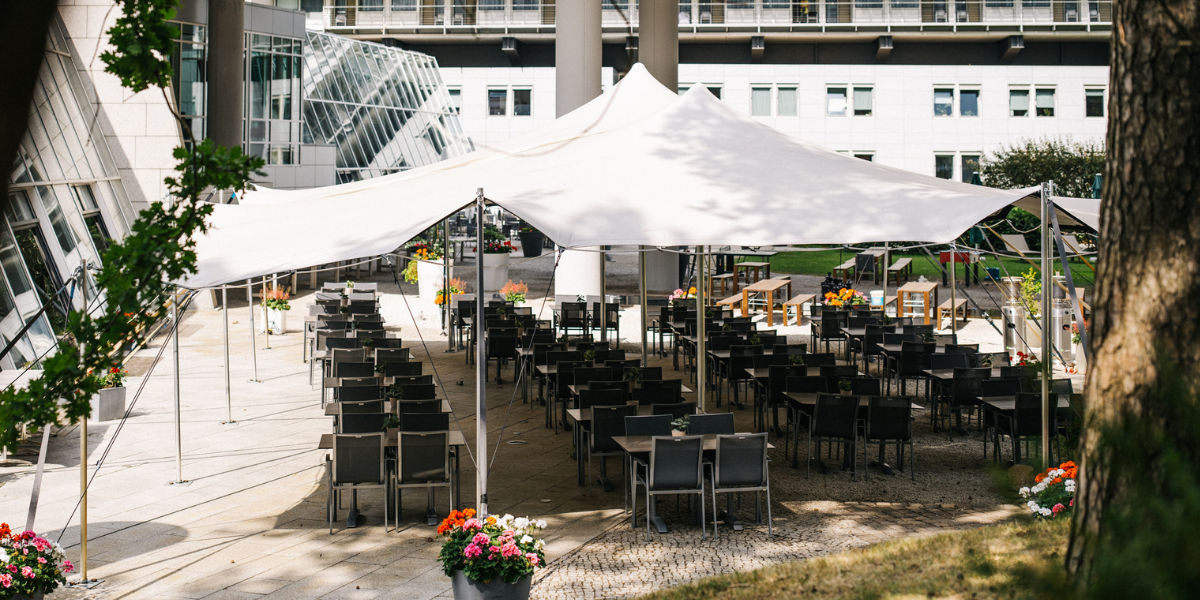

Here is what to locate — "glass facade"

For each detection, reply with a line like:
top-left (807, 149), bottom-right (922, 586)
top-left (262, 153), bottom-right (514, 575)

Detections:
top-left (171, 23), bottom-right (207, 143)
top-left (302, 31), bottom-right (470, 184)
top-left (247, 33), bottom-right (304, 165)
top-left (4, 18), bottom-right (135, 368)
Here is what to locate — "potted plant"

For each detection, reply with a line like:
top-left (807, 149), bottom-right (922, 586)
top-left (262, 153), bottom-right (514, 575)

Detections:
top-left (263, 286), bottom-right (290, 335)
top-left (0, 523), bottom-right (74, 599)
top-left (623, 367), bottom-right (643, 384)
top-left (406, 244), bottom-right (446, 301)
top-left (749, 334), bottom-right (761, 346)
top-left (361, 337), bottom-right (375, 349)
top-left (789, 354), bottom-right (805, 366)
top-left (382, 414), bottom-right (401, 439)
top-left (89, 365), bottom-right (127, 422)
top-left (437, 278), bottom-right (466, 307)
top-left (517, 225), bottom-right (544, 258)
top-left (437, 510), bottom-right (547, 600)
top-left (500, 280), bottom-right (528, 305)
top-left (480, 237), bottom-right (515, 293)
top-left (583, 350), bottom-right (595, 363)
top-left (838, 379), bottom-right (853, 395)
top-left (1017, 461), bottom-right (1077, 519)
top-left (823, 287), bottom-right (867, 310)
top-left (346, 280), bottom-right (355, 289)
top-left (667, 287), bottom-right (696, 309)
top-left (670, 415), bottom-right (690, 437)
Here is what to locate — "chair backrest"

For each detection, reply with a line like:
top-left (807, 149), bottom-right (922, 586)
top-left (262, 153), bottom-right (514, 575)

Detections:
top-left (374, 348), bottom-right (411, 365)
top-left (848, 316), bottom-right (878, 329)
top-left (786, 375), bottom-right (829, 394)
top-left (625, 414), bottom-right (673, 437)
top-left (318, 320), bottom-right (352, 332)
top-left (325, 336), bottom-right (361, 350)
top-left (532, 343), bottom-right (566, 366)
top-left (331, 433), bottom-right (386, 487)
top-left (648, 436), bottom-right (704, 491)
top-left (573, 367), bottom-right (613, 387)
top-left (805, 352), bottom-right (836, 367)
top-left (931, 333), bottom-right (958, 346)
top-left (546, 350), bottom-right (585, 366)
top-left (347, 300), bottom-right (376, 315)
top-left (820, 364), bottom-right (858, 391)
top-left (1051, 379), bottom-right (1074, 395)
top-left (591, 405), bottom-right (637, 453)
top-left (714, 433), bottom-right (768, 488)
top-left (951, 368), bottom-right (991, 402)
top-left (338, 386), bottom-right (385, 403)
top-left (981, 377), bottom-right (1024, 397)
top-left (554, 361), bottom-right (590, 396)
top-left (1001, 365), bottom-right (1036, 379)
top-left (882, 332), bottom-right (913, 345)
top-left (756, 333), bottom-right (780, 348)
top-left (849, 377), bottom-right (882, 396)
top-left (398, 431), bottom-right (450, 483)
top-left (377, 361), bottom-right (415, 377)
top-left (754, 353), bottom-right (790, 369)
top-left (639, 379), bottom-right (684, 398)
top-left (338, 399), bottom-right (385, 415)
top-left (1014, 392), bottom-right (1046, 437)
top-left (587, 379), bottom-right (630, 398)
top-left (650, 402), bottom-right (697, 420)
top-left (578, 388), bottom-right (626, 409)
top-left (686, 412), bottom-right (735, 435)
top-left (594, 349), bottom-right (626, 363)
top-left (946, 343), bottom-right (979, 355)
top-left (399, 383), bottom-right (437, 400)
top-left (865, 397), bottom-right (912, 442)
top-left (633, 386), bottom-right (678, 406)
top-left (335, 361), bottom-right (375, 378)
top-left (773, 343), bottom-right (807, 356)
top-left (401, 411), bottom-right (450, 432)
top-left (331, 348), bottom-right (368, 370)
top-left (390, 374), bottom-right (434, 388)
top-left (708, 335), bottom-right (738, 352)
top-left (365, 337), bottom-right (403, 349)
top-left (982, 352), bottom-right (1011, 367)
top-left (397, 399), bottom-right (441, 414)
top-left (340, 412), bottom-right (388, 434)
top-left (930, 353), bottom-right (970, 370)
top-left (906, 324), bottom-right (934, 338)
top-left (812, 393), bottom-right (860, 439)
top-left (898, 349), bottom-right (933, 376)
top-left (486, 331), bottom-right (519, 358)
top-left (629, 366), bottom-right (663, 382)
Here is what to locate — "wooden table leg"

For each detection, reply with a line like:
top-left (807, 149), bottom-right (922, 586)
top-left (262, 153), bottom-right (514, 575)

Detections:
top-left (741, 289), bottom-right (749, 318)
top-left (766, 290), bottom-right (774, 326)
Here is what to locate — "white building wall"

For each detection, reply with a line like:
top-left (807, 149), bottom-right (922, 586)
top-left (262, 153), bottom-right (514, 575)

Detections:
top-left (442, 63), bottom-right (1108, 180)
top-left (58, 1), bottom-right (183, 211)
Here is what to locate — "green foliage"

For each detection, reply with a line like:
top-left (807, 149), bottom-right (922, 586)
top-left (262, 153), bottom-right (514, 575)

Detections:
top-left (1020, 267), bottom-right (1042, 319)
top-left (978, 137), bottom-right (1105, 199)
top-left (99, 0), bottom-right (179, 93)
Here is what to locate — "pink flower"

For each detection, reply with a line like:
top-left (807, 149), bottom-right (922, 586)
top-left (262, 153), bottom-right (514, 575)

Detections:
top-left (1052, 503), bottom-right (1066, 514)
top-left (463, 543), bottom-right (483, 559)
top-left (1069, 499), bottom-right (1074, 507)
top-left (31, 538), bottom-right (49, 552)
top-left (0, 573), bottom-right (10, 588)
top-left (462, 518), bottom-right (482, 531)
top-left (21, 567), bottom-right (33, 578)
top-left (526, 553), bottom-right (540, 566)
top-left (7, 565), bottom-right (15, 573)
top-left (489, 546), bottom-right (500, 554)
top-left (63, 560), bottom-right (74, 573)
top-left (501, 542), bottom-right (520, 558)
top-left (472, 533), bottom-right (491, 545)
top-left (37, 557), bottom-right (46, 564)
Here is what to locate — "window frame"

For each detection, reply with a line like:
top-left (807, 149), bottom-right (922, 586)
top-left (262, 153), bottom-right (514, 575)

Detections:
top-left (933, 87), bottom-right (955, 117)
top-left (512, 87), bottom-right (532, 117)
top-left (1084, 87), bottom-right (1106, 118)
top-left (750, 86), bottom-right (773, 117)
top-left (1034, 87), bottom-right (1057, 117)
top-left (826, 86), bottom-right (848, 117)
top-left (1009, 88), bottom-right (1030, 117)
top-left (959, 88), bottom-right (981, 117)
top-left (934, 154), bottom-right (955, 180)
top-left (852, 86), bottom-right (874, 117)
top-left (487, 87), bottom-right (508, 117)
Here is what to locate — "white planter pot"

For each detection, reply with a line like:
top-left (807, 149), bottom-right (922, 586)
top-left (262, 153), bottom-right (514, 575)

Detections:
top-left (267, 308), bottom-right (288, 335)
top-left (482, 252), bottom-right (510, 293)
top-left (417, 259), bottom-right (445, 301)
top-left (92, 386), bottom-right (126, 422)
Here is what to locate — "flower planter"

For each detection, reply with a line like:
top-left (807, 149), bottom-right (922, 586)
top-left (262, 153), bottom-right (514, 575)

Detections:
top-left (267, 308), bottom-right (287, 335)
top-left (450, 571), bottom-right (531, 600)
top-left (418, 259), bottom-right (445, 301)
top-left (92, 386), bottom-right (126, 422)
top-left (13, 590), bottom-right (45, 600)
top-left (518, 231), bottom-right (545, 258)
top-left (482, 252), bottom-right (511, 293)
top-left (671, 430), bottom-right (685, 437)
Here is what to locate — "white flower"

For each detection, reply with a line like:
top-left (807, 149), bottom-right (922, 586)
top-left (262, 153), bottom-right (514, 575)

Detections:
top-left (536, 520), bottom-right (547, 529)
top-left (514, 517), bottom-right (530, 529)
top-left (0, 549), bottom-right (8, 563)
top-left (1027, 501), bottom-right (1039, 510)
top-left (520, 535), bottom-right (534, 545)
top-left (1040, 508), bottom-right (1052, 517)
top-left (535, 539), bottom-right (545, 550)
top-left (1018, 487), bottom-right (1030, 498)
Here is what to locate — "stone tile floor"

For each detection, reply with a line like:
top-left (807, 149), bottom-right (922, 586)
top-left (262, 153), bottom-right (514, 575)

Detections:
top-left (0, 279), bottom-right (1020, 600)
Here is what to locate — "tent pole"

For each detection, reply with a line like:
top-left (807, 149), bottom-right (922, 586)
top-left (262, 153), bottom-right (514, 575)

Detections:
top-left (263, 276), bottom-right (272, 350)
top-left (223, 286), bottom-right (233, 424)
top-left (172, 289), bottom-right (184, 484)
top-left (475, 189), bottom-right (488, 516)
top-left (79, 267), bottom-right (88, 582)
top-left (640, 246), bottom-right (648, 367)
top-left (599, 247), bottom-right (607, 343)
top-left (247, 279), bottom-right (258, 382)
top-left (1040, 182), bottom-right (1052, 464)
top-left (696, 246), bottom-right (706, 414)
top-left (950, 241), bottom-right (957, 335)
top-left (882, 241), bottom-right (889, 317)
top-left (444, 218), bottom-right (451, 338)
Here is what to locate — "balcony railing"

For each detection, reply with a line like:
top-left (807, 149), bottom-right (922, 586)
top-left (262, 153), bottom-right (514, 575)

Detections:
top-left (322, 0), bottom-right (1112, 30)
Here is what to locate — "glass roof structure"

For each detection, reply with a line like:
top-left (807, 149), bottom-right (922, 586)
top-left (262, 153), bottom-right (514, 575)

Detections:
top-left (302, 31), bottom-right (472, 184)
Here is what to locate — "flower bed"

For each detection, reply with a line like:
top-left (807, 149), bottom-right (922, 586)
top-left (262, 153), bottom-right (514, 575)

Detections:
top-left (437, 509), bottom-right (547, 585)
top-left (1018, 461), bottom-right (1076, 519)
top-left (0, 523), bottom-right (74, 596)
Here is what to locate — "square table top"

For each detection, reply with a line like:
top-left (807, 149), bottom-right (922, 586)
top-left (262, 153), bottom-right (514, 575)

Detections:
top-left (612, 434), bottom-right (774, 453)
top-left (743, 278), bottom-right (790, 293)
top-left (979, 395), bottom-right (1073, 412)
top-left (897, 281), bottom-right (939, 293)
top-left (318, 429), bottom-right (466, 449)
top-left (736, 261), bottom-right (772, 268)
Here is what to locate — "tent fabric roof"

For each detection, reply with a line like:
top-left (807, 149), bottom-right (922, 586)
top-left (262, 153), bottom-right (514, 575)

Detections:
top-left (1006, 195), bottom-right (1101, 232)
top-left (178, 64), bottom-right (1039, 289)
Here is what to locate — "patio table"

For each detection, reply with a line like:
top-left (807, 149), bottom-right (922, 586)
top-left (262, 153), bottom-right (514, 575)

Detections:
top-left (784, 392), bottom-right (923, 469)
top-left (979, 394), bottom-right (1074, 463)
top-left (740, 278), bottom-right (792, 326)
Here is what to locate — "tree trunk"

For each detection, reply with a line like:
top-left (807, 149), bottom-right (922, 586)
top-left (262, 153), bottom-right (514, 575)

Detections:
top-left (0, 1), bottom-right (59, 202)
top-left (1066, 0), bottom-right (1200, 584)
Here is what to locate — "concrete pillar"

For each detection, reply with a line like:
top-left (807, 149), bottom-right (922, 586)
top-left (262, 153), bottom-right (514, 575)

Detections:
top-left (637, 0), bottom-right (679, 91)
top-left (638, 0), bottom-right (680, 293)
top-left (208, 0), bottom-right (244, 149)
top-left (554, 0), bottom-right (603, 299)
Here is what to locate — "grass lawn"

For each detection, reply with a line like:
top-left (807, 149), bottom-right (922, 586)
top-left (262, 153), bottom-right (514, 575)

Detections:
top-left (763, 249), bottom-right (1096, 290)
top-left (638, 517), bottom-right (1071, 600)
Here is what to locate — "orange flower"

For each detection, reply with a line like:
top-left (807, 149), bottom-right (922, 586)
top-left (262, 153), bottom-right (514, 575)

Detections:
top-left (1035, 473), bottom-right (1045, 483)
top-left (463, 508), bottom-right (476, 518)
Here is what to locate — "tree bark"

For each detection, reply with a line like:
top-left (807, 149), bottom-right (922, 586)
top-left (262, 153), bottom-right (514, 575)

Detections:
top-left (1066, 0), bottom-right (1200, 584)
top-left (0, 1), bottom-right (60, 202)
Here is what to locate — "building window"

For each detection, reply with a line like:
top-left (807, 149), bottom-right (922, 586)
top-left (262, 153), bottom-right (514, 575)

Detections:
top-left (777, 87), bottom-right (797, 116)
top-left (447, 88), bottom-right (461, 114)
top-left (751, 87), bottom-right (772, 116)
top-left (1085, 88), bottom-right (1105, 117)
top-left (170, 23), bottom-right (207, 143)
top-left (854, 153), bottom-right (874, 162)
top-left (707, 86), bottom-right (722, 100)
top-left (513, 88), bottom-right (532, 116)
top-left (393, 0), bottom-right (418, 10)
top-left (960, 89), bottom-right (980, 117)
top-left (934, 88), bottom-right (954, 116)
top-left (935, 155), bottom-right (954, 180)
top-left (1009, 90), bottom-right (1029, 117)
top-left (853, 87), bottom-right (873, 116)
top-left (72, 185), bottom-right (110, 253)
top-left (246, 33), bottom-right (301, 164)
top-left (1035, 88), bottom-right (1056, 117)
top-left (488, 89), bottom-right (507, 116)
top-left (961, 154), bottom-right (981, 183)
top-left (827, 87), bottom-right (847, 116)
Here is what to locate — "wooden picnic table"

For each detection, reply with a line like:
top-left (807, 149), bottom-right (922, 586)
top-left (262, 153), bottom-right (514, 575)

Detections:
top-left (897, 281), bottom-right (939, 325)
top-left (735, 261), bottom-right (772, 285)
top-left (740, 278), bottom-right (792, 326)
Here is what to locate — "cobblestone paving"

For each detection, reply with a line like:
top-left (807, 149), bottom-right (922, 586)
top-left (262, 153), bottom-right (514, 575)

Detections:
top-left (532, 501), bottom-right (1019, 599)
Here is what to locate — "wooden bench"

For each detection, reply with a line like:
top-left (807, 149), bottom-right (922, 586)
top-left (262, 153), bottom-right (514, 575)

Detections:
top-left (886, 257), bottom-right (913, 285)
top-left (833, 258), bottom-right (856, 280)
top-left (716, 294), bottom-right (744, 311)
top-left (938, 298), bottom-right (969, 324)
top-left (782, 293), bottom-right (816, 326)
top-left (709, 272), bottom-right (736, 297)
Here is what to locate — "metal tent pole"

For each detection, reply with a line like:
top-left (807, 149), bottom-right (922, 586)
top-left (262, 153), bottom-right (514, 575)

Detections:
top-left (599, 248), bottom-right (607, 343)
top-left (475, 189), bottom-right (488, 515)
top-left (172, 290), bottom-right (184, 483)
top-left (696, 246), bottom-right (707, 414)
top-left (882, 241), bottom-right (889, 312)
top-left (263, 276), bottom-right (272, 350)
top-left (640, 246), bottom-right (648, 367)
top-left (79, 268), bottom-right (88, 581)
top-left (444, 218), bottom-right (452, 337)
top-left (1040, 182), bottom-right (1053, 464)
top-left (950, 241), bottom-right (957, 335)
top-left (223, 286), bottom-right (234, 424)
top-left (247, 279), bottom-right (259, 382)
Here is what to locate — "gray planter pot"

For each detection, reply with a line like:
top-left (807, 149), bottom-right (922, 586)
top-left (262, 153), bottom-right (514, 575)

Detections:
top-left (92, 386), bottom-right (127, 422)
top-left (450, 571), bottom-right (531, 600)
top-left (14, 589), bottom-right (45, 600)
